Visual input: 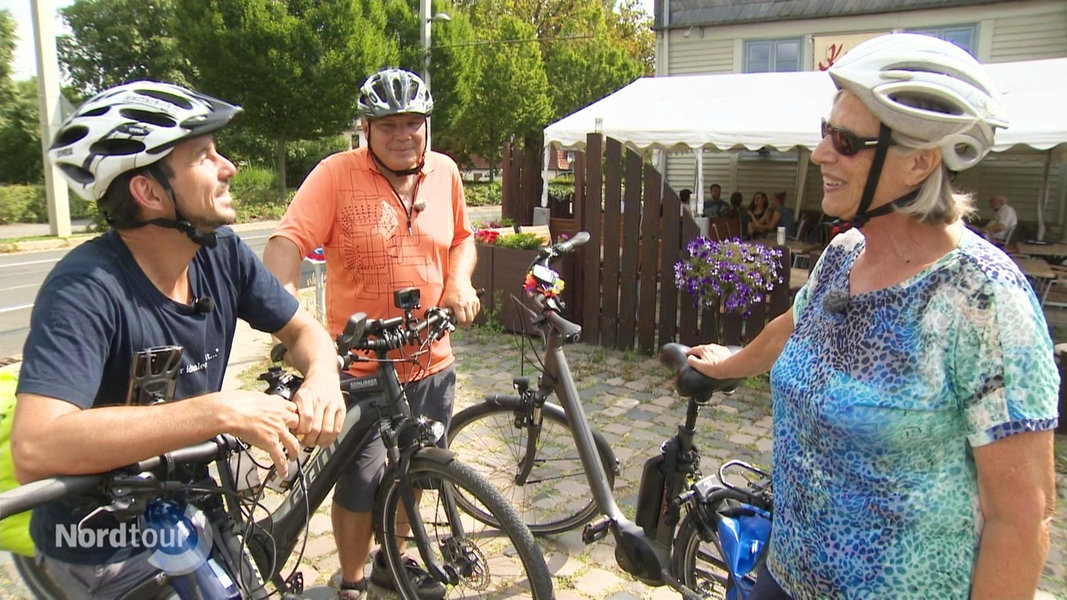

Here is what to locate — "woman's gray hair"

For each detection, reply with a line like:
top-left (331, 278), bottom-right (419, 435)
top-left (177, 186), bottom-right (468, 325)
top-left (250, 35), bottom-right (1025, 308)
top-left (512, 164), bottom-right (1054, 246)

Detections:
top-left (888, 146), bottom-right (975, 225)
top-left (882, 92), bottom-right (978, 224)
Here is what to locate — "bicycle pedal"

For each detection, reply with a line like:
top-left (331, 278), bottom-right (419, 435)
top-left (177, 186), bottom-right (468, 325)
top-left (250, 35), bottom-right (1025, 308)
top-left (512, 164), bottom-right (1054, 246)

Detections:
top-left (582, 515), bottom-right (612, 544)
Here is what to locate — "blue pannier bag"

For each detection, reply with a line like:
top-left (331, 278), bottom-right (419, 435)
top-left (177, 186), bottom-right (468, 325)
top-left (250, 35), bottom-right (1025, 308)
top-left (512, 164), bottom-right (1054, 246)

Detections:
top-left (717, 503), bottom-right (772, 600)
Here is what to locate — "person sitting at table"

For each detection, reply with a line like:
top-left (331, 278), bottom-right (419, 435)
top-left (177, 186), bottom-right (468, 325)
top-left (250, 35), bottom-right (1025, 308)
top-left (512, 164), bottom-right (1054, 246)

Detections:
top-left (982, 194), bottom-right (1017, 244)
top-left (721, 191), bottom-right (744, 219)
top-left (702, 183), bottom-right (728, 218)
top-left (772, 191), bottom-right (797, 238)
top-left (747, 191), bottom-right (776, 238)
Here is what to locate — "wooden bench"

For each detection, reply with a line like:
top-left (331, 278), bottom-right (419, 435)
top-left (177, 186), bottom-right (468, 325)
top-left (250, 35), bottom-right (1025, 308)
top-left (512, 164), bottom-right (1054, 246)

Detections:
top-left (516, 224), bottom-right (552, 244)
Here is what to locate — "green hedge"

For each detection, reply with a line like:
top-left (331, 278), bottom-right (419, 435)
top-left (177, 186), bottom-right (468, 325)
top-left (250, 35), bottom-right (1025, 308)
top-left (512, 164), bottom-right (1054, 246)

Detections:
top-left (232, 166), bottom-right (292, 222)
top-left (0, 185), bottom-right (95, 225)
top-left (464, 181), bottom-right (502, 207)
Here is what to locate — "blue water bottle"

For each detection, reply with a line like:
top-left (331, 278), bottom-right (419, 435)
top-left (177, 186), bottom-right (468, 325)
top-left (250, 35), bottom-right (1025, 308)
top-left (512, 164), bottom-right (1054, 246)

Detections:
top-left (140, 498), bottom-right (240, 600)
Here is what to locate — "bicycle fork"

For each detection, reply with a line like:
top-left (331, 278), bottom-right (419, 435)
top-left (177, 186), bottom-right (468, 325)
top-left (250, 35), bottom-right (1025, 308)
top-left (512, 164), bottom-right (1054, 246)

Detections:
top-left (386, 423), bottom-right (468, 587)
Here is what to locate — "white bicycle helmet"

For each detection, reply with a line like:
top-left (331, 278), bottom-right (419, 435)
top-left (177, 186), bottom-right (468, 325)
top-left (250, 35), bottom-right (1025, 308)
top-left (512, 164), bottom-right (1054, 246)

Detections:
top-left (828, 33), bottom-right (1008, 171)
top-left (358, 68), bottom-right (434, 120)
top-left (49, 81), bottom-right (243, 202)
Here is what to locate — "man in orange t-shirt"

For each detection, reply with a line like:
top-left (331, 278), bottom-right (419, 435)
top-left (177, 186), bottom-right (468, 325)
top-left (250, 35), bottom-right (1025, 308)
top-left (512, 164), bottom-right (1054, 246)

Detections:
top-left (263, 68), bottom-right (479, 599)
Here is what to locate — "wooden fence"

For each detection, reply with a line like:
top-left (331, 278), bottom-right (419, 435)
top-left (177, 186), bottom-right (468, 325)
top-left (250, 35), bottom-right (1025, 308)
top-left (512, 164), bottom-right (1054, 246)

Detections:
top-left (504, 134), bottom-right (792, 354)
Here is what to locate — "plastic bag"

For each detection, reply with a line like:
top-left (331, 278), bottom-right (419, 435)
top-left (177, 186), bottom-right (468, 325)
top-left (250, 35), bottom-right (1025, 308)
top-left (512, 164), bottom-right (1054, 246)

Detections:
top-left (0, 371), bottom-right (34, 556)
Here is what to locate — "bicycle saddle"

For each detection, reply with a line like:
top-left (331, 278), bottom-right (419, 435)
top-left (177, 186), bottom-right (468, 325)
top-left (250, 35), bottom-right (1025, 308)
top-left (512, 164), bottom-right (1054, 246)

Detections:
top-left (659, 343), bottom-right (742, 401)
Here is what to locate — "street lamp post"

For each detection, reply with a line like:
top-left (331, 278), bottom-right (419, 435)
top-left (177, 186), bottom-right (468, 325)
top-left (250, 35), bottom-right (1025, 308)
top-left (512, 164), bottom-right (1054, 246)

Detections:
top-left (419, 0), bottom-right (449, 149)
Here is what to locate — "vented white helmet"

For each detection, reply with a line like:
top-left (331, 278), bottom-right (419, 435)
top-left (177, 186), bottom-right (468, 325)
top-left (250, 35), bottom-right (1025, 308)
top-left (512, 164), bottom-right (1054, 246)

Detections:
top-left (829, 33), bottom-right (1008, 171)
top-left (358, 68), bottom-right (434, 120)
top-left (48, 81), bottom-right (243, 201)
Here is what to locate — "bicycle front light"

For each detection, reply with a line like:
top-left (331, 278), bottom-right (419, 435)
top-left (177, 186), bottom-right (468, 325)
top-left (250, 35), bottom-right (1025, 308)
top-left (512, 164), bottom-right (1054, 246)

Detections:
top-left (418, 417), bottom-right (447, 444)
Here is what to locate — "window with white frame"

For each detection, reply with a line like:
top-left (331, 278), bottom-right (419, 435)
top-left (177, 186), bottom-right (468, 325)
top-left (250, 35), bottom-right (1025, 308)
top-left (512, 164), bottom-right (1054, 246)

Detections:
top-left (744, 38), bottom-right (802, 73)
top-left (906, 25), bottom-right (977, 56)
top-left (741, 38), bottom-right (803, 160)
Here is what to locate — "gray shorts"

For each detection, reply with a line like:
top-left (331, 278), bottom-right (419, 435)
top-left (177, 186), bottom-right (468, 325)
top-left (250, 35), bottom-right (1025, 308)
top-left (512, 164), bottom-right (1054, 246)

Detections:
top-left (333, 366), bottom-right (455, 513)
top-left (36, 547), bottom-right (160, 600)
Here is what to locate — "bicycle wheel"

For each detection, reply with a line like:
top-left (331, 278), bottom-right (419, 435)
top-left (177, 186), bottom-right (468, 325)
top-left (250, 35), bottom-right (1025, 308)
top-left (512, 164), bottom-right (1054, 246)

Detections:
top-left (672, 510), bottom-right (731, 600)
top-left (12, 553), bottom-right (181, 599)
top-left (447, 397), bottom-right (616, 535)
top-left (12, 554), bottom-right (67, 600)
top-left (375, 449), bottom-right (554, 599)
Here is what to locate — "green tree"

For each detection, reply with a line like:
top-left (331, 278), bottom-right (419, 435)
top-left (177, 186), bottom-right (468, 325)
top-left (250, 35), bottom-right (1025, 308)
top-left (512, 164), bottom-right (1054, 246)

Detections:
top-left (443, 0), bottom-right (652, 172)
top-left (542, 2), bottom-right (646, 119)
top-left (383, 0), bottom-right (477, 153)
top-left (58, 0), bottom-right (193, 96)
top-left (0, 79), bottom-right (43, 184)
top-left (0, 8), bottom-right (17, 108)
top-left (0, 12), bottom-right (42, 186)
top-left (174, 0), bottom-right (396, 195)
top-left (456, 15), bottom-right (552, 180)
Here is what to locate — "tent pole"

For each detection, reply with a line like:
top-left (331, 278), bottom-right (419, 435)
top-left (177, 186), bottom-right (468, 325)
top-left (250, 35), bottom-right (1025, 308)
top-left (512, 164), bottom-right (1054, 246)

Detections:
top-left (696, 148), bottom-right (704, 215)
top-left (541, 144), bottom-right (551, 208)
top-left (1037, 149), bottom-right (1051, 241)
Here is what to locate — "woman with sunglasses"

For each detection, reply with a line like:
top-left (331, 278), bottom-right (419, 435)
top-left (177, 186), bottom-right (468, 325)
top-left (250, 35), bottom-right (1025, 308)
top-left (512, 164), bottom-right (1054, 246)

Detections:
top-left (687, 33), bottom-right (1057, 599)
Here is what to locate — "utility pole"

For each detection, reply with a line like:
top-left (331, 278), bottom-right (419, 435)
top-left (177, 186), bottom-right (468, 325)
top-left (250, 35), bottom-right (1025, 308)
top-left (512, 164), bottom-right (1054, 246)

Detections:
top-left (31, 0), bottom-right (71, 237)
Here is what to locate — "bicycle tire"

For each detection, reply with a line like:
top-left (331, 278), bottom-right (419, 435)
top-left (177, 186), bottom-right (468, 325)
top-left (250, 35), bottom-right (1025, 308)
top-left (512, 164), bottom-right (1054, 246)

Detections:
top-left (447, 397), bottom-right (616, 535)
top-left (671, 510), bottom-right (731, 600)
top-left (12, 554), bottom-right (66, 600)
top-left (375, 451), bottom-right (554, 599)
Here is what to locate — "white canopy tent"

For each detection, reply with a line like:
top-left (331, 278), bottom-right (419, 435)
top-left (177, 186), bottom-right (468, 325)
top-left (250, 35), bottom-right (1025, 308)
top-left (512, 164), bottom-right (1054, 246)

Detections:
top-left (542, 57), bottom-right (1067, 233)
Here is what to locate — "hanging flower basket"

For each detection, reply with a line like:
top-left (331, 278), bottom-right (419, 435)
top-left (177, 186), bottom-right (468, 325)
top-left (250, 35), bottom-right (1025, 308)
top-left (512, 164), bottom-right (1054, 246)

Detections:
top-left (674, 236), bottom-right (784, 318)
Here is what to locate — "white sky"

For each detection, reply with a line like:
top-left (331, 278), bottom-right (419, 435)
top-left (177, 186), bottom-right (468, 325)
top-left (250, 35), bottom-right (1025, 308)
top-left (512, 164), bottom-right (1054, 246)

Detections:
top-left (8, 0), bottom-right (72, 81)
top-left (7, 0), bottom-right (656, 82)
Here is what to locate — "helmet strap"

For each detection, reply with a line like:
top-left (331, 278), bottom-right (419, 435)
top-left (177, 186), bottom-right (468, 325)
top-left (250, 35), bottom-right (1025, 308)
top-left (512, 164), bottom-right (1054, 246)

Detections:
top-left (838, 124), bottom-right (893, 229)
top-left (365, 123), bottom-right (426, 177)
top-left (369, 147), bottom-right (425, 177)
top-left (127, 163), bottom-right (218, 248)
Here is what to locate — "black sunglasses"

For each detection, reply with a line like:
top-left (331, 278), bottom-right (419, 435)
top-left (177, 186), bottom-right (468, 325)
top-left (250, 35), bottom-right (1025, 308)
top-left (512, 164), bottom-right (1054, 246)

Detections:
top-left (820, 119), bottom-right (882, 156)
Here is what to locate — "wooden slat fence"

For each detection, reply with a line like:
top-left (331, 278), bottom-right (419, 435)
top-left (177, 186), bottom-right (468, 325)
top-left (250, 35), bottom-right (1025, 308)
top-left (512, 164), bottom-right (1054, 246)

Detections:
top-left (507, 133), bottom-right (792, 354)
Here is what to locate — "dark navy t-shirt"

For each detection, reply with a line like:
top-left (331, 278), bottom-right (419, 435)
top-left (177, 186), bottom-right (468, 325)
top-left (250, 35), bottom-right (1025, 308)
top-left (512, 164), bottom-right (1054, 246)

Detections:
top-left (17, 227), bottom-right (298, 564)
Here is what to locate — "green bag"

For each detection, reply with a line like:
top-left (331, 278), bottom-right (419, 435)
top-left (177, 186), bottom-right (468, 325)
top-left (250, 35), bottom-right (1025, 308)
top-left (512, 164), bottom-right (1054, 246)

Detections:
top-left (0, 371), bottom-right (34, 556)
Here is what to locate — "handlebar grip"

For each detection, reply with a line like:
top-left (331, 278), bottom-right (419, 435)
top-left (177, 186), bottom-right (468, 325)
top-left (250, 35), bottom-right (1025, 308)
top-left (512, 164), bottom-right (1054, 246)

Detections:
top-left (555, 231), bottom-right (590, 254)
top-left (659, 343), bottom-right (743, 399)
top-left (270, 343), bottom-right (288, 363)
top-left (539, 230), bottom-right (591, 259)
top-left (0, 435), bottom-right (238, 520)
top-left (0, 475), bottom-right (104, 519)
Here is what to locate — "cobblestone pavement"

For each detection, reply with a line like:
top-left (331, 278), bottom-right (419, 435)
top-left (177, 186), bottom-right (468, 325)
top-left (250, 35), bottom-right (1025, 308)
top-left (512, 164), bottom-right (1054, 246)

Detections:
top-left (3, 327), bottom-right (1066, 599)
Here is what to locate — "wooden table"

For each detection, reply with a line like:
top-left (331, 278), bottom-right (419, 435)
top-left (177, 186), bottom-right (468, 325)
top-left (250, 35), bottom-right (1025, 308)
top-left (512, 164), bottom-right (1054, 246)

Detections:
top-left (1016, 242), bottom-right (1067, 260)
top-left (789, 267), bottom-right (809, 290)
top-left (1013, 257), bottom-right (1055, 280)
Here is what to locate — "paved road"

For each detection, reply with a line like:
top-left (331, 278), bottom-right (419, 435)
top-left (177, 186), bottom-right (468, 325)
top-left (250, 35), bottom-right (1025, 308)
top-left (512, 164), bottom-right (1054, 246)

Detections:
top-left (0, 206), bottom-right (503, 362)
top-left (0, 225), bottom-right (277, 361)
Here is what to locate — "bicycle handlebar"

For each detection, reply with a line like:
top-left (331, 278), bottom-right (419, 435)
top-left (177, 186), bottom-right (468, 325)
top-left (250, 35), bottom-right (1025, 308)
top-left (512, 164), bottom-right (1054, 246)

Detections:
top-left (337, 306), bottom-right (456, 360)
top-left (0, 435), bottom-right (241, 520)
top-left (659, 343), bottom-right (743, 399)
top-left (536, 230), bottom-right (591, 261)
top-left (520, 231), bottom-right (591, 340)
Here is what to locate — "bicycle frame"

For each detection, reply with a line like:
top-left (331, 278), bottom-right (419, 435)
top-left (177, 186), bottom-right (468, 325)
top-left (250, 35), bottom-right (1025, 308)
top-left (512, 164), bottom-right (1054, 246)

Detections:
top-left (528, 302), bottom-right (693, 591)
top-left (505, 233), bottom-right (754, 600)
top-left (0, 309), bottom-right (466, 600)
top-left (242, 324), bottom-right (464, 593)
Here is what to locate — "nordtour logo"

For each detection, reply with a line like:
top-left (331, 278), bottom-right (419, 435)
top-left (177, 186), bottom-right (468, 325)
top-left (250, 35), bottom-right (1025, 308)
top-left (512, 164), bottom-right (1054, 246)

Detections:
top-left (56, 501), bottom-right (214, 575)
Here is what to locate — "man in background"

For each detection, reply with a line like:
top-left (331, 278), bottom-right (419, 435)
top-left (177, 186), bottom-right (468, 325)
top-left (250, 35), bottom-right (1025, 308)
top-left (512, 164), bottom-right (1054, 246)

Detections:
top-left (982, 194), bottom-right (1017, 243)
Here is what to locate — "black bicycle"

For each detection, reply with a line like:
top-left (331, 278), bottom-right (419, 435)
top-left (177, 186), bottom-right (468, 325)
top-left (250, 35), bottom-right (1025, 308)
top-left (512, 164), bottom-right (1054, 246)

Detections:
top-left (446, 234), bottom-right (774, 599)
top-left (1, 288), bottom-right (554, 599)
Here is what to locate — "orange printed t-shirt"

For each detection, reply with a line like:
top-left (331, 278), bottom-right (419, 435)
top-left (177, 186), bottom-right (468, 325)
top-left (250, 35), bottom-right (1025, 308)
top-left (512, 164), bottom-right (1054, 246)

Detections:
top-left (271, 147), bottom-right (472, 380)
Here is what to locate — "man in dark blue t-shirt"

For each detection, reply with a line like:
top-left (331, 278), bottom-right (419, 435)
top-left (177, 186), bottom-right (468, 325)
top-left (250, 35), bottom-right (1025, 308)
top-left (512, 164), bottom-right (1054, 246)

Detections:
top-left (11, 82), bottom-right (345, 598)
